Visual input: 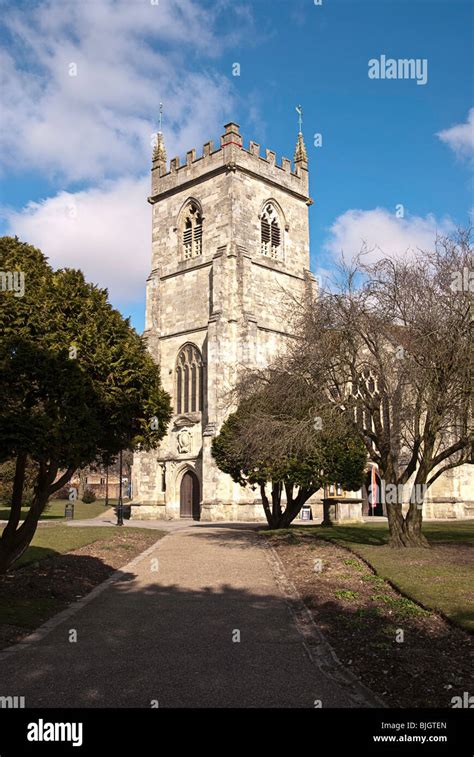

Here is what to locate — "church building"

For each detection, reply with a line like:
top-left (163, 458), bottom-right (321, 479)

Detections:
top-left (131, 122), bottom-right (317, 520)
top-left (131, 121), bottom-right (472, 522)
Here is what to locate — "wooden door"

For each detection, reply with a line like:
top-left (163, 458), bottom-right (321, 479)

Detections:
top-left (180, 471), bottom-right (200, 519)
top-left (180, 472), bottom-right (193, 518)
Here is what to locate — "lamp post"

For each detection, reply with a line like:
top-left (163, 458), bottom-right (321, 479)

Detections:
top-left (116, 449), bottom-right (124, 526)
top-left (105, 466), bottom-right (109, 507)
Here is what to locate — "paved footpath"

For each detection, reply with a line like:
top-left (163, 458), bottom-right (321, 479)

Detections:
top-left (0, 525), bottom-right (380, 708)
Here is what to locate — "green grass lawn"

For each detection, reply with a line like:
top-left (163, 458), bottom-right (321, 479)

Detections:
top-left (0, 499), bottom-right (111, 522)
top-left (0, 523), bottom-right (160, 571)
top-left (0, 525), bottom-right (164, 638)
top-left (10, 525), bottom-right (126, 568)
top-left (271, 521), bottom-right (474, 631)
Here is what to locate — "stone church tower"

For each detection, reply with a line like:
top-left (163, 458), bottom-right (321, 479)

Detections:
top-left (131, 122), bottom-right (316, 520)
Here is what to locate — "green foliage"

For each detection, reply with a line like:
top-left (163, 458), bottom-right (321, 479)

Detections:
top-left (335, 589), bottom-right (359, 600)
top-left (0, 236), bottom-right (172, 470)
top-left (212, 374), bottom-right (367, 527)
top-left (361, 574), bottom-right (386, 586)
top-left (212, 398), bottom-right (367, 493)
top-left (0, 236), bottom-right (172, 570)
top-left (371, 594), bottom-right (431, 618)
top-left (81, 489), bottom-right (96, 504)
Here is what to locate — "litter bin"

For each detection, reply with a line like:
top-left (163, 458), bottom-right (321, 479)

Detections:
top-left (65, 503), bottom-right (75, 520)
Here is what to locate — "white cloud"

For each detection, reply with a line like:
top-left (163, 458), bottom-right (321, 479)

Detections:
top-left (0, 0), bottom-right (259, 310)
top-left (322, 207), bottom-right (456, 267)
top-left (4, 202), bottom-right (460, 310)
top-left (436, 108), bottom-right (474, 161)
top-left (3, 177), bottom-right (150, 303)
top-left (0, 0), bottom-right (248, 183)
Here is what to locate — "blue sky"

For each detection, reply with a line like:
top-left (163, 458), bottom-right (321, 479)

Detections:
top-left (1, 0), bottom-right (472, 333)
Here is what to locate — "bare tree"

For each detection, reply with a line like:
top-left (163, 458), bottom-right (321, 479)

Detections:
top-left (287, 230), bottom-right (473, 547)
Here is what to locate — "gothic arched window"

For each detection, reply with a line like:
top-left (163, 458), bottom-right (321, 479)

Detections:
top-left (350, 368), bottom-right (381, 451)
top-left (176, 344), bottom-right (203, 414)
top-left (260, 203), bottom-right (282, 259)
top-left (181, 201), bottom-right (202, 260)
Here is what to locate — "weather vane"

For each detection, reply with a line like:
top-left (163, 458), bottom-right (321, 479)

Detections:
top-left (296, 104), bottom-right (303, 133)
top-left (158, 102), bottom-right (163, 133)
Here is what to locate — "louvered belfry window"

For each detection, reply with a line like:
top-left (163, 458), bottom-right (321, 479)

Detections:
top-left (183, 219), bottom-right (192, 259)
top-left (182, 202), bottom-right (203, 260)
top-left (261, 204), bottom-right (282, 259)
top-left (261, 215), bottom-right (271, 255)
top-left (176, 344), bottom-right (203, 414)
top-left (194, 219), bottom-right (202, 256)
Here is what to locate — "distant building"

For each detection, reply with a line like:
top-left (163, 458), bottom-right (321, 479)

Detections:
top-left (62, 472), bottom-right (128, 501)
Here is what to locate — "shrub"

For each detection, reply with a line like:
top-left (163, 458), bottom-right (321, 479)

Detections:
top-left (52, 486), bottom-right (71, 500)
top-left (82, 488), bottom-right (96, 503)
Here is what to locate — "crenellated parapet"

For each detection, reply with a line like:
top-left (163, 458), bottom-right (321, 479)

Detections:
top-left (150, 122), bottom-right (310, 202)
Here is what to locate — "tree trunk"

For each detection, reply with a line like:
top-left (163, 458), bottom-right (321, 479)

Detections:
top-left (387, 501), bottom-right (429, 548)
top-left (279, 488), bottom-right (312, 528)
top-left (0, 492), bottom-right (48, 573)
top-left (271, 482), bottom-right (282, 525)
top-left (78, 468), bottom-right (87, 499)
top-left (260, 482), bottom-right (293, 528)
top-left (386, 503), bottom-right (407, 547)
top-left (260, 482), bottom-right (314, 529)
top-left (260, 483), bottom-right (276, 528)
top-left (0, 529), bottom-right (33, 573)
top-left (2, 453), bottom-right (27, 539)
top-left (402, 499), bottom-right (430, 547)
top-left (0, 464), bottom-right (75, 574)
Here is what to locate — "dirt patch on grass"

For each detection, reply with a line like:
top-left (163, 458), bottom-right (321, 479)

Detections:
top-left (0, 528), bottom-right (164, 650)
top-left (265, 531), bottom-right (473, 708)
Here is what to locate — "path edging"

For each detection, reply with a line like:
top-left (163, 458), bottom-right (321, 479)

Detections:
top-left (261, 538), bottom-right (386, 708)
top-left (0, 535), bottom-right (167, 661)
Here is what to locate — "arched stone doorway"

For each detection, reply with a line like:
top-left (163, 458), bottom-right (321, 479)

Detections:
top-left (179, 470), bottom-right (200, 520)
